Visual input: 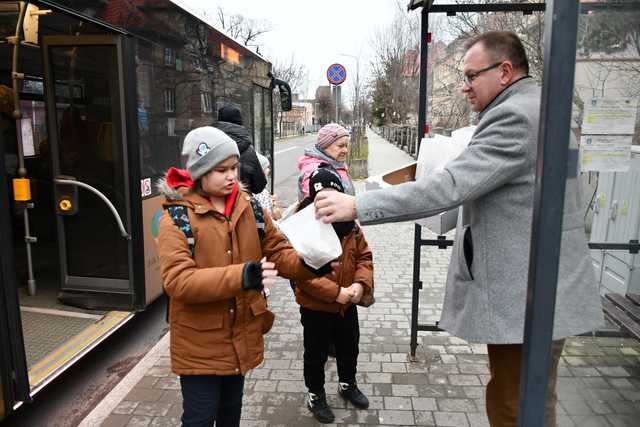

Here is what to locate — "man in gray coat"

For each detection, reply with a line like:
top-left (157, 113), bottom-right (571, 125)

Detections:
top-left (315, 31), bottom-right (602, 426)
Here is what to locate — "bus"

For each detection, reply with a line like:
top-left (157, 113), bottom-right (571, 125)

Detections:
top-left (0, 0), bottom-right (291, 418)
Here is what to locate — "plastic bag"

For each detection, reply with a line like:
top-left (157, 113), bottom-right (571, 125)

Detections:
top-left (278, 203), bottom-right (342, 269)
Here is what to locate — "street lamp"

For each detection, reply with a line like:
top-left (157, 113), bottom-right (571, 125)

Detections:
top-left (338, 52), bottom-right (362, 126)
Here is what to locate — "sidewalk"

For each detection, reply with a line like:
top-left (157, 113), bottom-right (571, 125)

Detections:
top-left (80, 130), bottom-right (640, 427)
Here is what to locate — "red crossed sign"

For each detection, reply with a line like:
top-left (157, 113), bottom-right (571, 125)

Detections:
top-left (326, 63), bottom-right (347, 85)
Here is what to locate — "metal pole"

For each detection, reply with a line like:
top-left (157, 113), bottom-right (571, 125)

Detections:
top-left (416, 5), bottom-right (429, 144)
top-left (518, 1), bottom-right (580, 425)
top-left (9, 2), bottom-right (37, 295)
top-left (410, 223), bottom-right (422, 360)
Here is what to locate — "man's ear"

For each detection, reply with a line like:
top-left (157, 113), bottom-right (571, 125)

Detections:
top-left (500, 61), bottom-right (515, 86)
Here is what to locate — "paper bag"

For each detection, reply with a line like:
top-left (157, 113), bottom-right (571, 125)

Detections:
top-left (415, 126), bottom-right (475, 179)
top-left (278, 204), bottom-right (342, 269)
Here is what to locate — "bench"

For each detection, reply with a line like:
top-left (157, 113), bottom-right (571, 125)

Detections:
top-left (601, 293), bottom-right (640, 340)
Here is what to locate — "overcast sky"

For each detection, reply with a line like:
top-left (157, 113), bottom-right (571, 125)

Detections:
top-left (181, 0), bottom-right (406, 99)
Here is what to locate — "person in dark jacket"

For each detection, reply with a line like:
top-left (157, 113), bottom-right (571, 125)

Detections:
top-left (215, 104), bottom-right (267, 194)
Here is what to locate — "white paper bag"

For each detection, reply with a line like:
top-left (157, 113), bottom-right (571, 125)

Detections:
top-left (278, 204), bottom-right (342, 269)
top-left (415, 126), bottom-right (476, 179)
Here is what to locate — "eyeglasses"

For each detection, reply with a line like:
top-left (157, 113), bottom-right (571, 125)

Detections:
top-left (462, 62), bottom-right (503, 86)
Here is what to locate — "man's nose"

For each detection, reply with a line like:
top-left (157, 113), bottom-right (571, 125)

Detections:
top-left (461, 81), bottom-right (471, 92)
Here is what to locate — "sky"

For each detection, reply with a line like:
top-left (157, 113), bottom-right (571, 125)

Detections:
top-left (180, 0), bottom-right (405, 100)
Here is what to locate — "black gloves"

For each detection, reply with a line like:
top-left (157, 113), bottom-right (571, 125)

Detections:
top-left (242, 261), bottom-right (264, 292)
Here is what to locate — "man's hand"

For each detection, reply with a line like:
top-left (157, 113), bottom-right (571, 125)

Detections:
top-left (314, 191), bottom-right (357, 223)
top-left (261, 257), bottom-right (278, 290)
top-left (348, 282), bottom-right (364, 304)
top-left (336, 287), bottom-right (355, 304)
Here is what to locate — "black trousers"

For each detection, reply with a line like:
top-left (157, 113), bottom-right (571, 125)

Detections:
top-left (180, 374), bottom-right (244, 427)
top-left (300, 305), bottom-right (360, 395)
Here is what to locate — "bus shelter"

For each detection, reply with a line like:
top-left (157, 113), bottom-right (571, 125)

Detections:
top-left (406, 1), bottom-right (639, 425)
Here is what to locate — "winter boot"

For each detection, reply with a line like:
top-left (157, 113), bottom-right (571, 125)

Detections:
top-left (307, 391), bottom-right (335, 424)
top-left (338, 382), bottom-right (369, 409)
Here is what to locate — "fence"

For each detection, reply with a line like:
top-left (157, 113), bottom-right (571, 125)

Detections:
top-left (371, 125), bottom-right (420, 158)
top-left (372, 125), bottom-right (458, 158)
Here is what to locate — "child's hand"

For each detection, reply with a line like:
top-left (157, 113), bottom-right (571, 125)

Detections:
top-left (271, 195), bottom-right (283, 219)
top-left (336, 287), bottom-right (355, 304)
top-left (261, 257), bottom-right (278, 290)
top-left (348, 283), bottom-right (364, 303)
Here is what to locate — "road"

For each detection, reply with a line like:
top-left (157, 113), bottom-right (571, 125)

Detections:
top-left (2, 297), bottom-right (169, 427)
top-left (272, 133), bottom-right (316, 208)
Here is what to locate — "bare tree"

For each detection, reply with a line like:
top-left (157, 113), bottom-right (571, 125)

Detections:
top-left (216, 6), bottom-right (271, 50)
top-left (369, 4), bottom-right (421, 125)
top-left (271, 55), bottom-right (309, 136)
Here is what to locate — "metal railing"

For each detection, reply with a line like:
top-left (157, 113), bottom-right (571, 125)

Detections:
top-left (371, 125), bottom-right (421, 158)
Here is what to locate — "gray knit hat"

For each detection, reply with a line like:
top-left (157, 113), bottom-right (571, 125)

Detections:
top-left (181, 126), bottom-right (240, 180)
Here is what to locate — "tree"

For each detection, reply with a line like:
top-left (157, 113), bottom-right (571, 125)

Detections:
top-left (368, 2), bottom-right (421, 126)
top-left (271, 55), bottom-right (308, 136)
top-left (216, 6), bottom-right (271, 51)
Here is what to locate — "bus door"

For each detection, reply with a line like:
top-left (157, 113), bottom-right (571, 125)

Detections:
top-left (0, 129), bottom-right (30, 418)
top-left (41, 35), bottom-right (134, 309)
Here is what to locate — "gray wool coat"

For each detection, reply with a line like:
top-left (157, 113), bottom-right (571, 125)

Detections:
top-left (357, 77), bottom-right (603, 344)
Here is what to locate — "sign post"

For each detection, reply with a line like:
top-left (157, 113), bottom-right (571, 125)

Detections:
top-left (327, 63), bottom-right (347, 123)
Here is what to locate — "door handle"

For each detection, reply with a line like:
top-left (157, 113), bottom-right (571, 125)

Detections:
top-left (54, 176), bottom-right (131, 239)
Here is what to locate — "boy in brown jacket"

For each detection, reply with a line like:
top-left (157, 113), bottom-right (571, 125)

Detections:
top-left (294, 166), bottom-right (374, 424)
top-left (156, 126), bottom-right (327, 427)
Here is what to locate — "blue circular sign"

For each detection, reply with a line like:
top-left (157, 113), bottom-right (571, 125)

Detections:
top-left (327, 63), bottom-right (347, 85)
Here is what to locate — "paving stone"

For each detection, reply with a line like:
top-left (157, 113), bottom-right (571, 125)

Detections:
top-left (561, 400), bottom-right (595, 416)
top-left (569, 415), bottom-right (613, 427)
top-left (437, 398), bottom-right (476, 412)
top-left (411, 410), bottom-right (435, 426)
top-left (378, 409), bottom-right (416, 425)
top-left (449, 375), bottom-right (481, 386)
top-left (586, 400), bottom-right (614, 415)
top-left (100, 414), bottom-right (131, 427)
top-left (113, 401), bottom-right (140, 415)
top-left (606, 414), bottom-right (639, 427)
top-left (126, 416), bottom-right (152, 427)
top-left (433, 411), bottom-right (469, 426)
top-left (466, 412), bottom-right (490, 427)
top-left (382, 362), bottom-right (407, 373)
top-left (412, 397), bottom-right (437, 411)
top-left (392, 384), bottom-right (419, 397)
top-left (597, 367), bottom-right (631, 377)
top-left (133, 402), bottom-right (172, 417)
top-left (385, 396), bottom-right (413, 410)
top-left (148, 416), bottom-right (181, 427)
top-left (125, 388), bottom-right (164, 403)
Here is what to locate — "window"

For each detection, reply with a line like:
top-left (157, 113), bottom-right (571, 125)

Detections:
top-left (220, 44), bottom-right (240, 65)
top-left (164, 47), bottom-right (175, 66)
top-left (164, 88), bottom-right (175, 112)
top-left (201, 93), bottom-right (212, 114)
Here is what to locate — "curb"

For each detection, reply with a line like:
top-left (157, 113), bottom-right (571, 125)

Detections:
top-left (77, 332), bottom-right (171, 427)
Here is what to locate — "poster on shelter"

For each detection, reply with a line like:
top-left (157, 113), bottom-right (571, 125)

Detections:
top-left (581, 98), bottom-right (637, 135)
top-left (580, 135), bottom-right (632, 172)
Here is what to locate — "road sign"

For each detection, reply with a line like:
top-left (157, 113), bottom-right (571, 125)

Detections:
top-left (326, 63), bottom-right (347, 85)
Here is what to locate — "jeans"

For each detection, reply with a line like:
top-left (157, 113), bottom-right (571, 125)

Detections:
top-left (180, 374), bottom-right (244, 427)
top-left (300, 305), bottom-right (360, 395)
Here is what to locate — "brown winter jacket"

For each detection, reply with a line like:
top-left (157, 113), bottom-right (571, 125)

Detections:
top-left (295, 225), bottom-right (373, 314)
top-left (157, 183), bottom-right (316, 376)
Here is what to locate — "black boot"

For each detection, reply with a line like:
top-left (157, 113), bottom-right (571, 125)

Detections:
top-left (307, 392), bottom-right (335, 424)
top-left (338, 382), bottom-right (369, 409)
